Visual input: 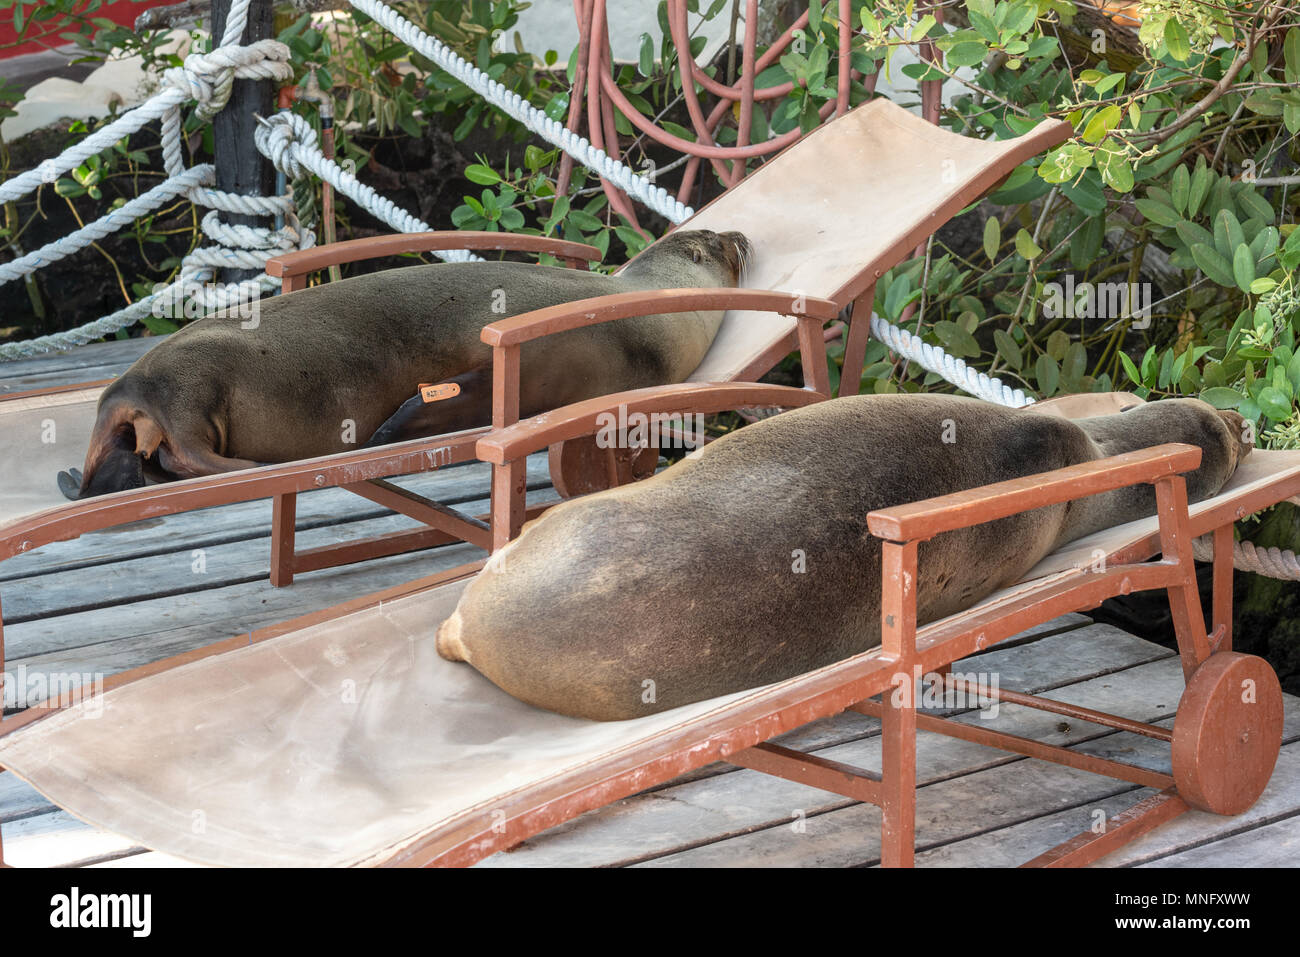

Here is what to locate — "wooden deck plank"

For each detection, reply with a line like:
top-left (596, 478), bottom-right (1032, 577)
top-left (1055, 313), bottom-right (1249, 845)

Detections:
top-left (2, 486), bottom-right (560, 631)
top-left (1133, 813), bottom-right (1300, 868)
top-left (653, 614), bottom-right (1098, 788)
top-left (0, 337), bottom-right (160, 394)
top-left (0, 769), bottom-right (53, 822)
top-left (1, 808), bottom-right (149, 868)
top-left (0, 455), bottom-right (555, 582)
top-left (1091, 744), bottom-right (1300, 867)
top-left (632, 706), bottom-right (1300, 868)
top-left (478, 627), bottom-right (1187, 867)
top-left (4, 538), bottom-right (484, 684)
top-left (908, 746), bottom-right (1300, 869)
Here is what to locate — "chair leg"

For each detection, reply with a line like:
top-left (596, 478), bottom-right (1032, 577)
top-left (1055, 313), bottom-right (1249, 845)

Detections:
top-left (1212, 523), bottom-right (1234, 652)
top-left (491, 460), bottom-right (527, 552)
top-left (270, 492), bottom-right (297, 587)
top-left (880, 683), bottom-right (917, 867)
top-left (840, 285), bottom-right (875, 397)
top-left (879, 539), bottom-right (919, 867)
top-left (1153, 476), bottom-right (1211, 677)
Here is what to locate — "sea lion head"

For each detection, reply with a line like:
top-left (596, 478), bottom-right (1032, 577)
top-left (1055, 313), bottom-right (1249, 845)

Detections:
top-left (1111, 397), bottom-right (1251, 500)
top-left (620, 229), bottom-right (752, 287)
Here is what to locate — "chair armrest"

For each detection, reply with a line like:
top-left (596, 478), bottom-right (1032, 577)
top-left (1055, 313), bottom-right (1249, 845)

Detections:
top-left (476, 381), bottom-right (823, 465)
top-left (265, 231), bottom-right (602, 291)
top-left (481, 287), bottom-right (840, 426)
top-left (481, 287), bottom-right (840, 347)
top-left (866, 443), bottom-right (1203, 542)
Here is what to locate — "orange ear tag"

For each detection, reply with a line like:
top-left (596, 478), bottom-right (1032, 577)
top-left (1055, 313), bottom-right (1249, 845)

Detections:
top-left (420, 382), bottom-right (462, 403)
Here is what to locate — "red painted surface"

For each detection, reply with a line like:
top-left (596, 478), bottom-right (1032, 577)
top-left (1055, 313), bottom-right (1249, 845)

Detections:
top-left (0, 1), bottom-right (165, 60)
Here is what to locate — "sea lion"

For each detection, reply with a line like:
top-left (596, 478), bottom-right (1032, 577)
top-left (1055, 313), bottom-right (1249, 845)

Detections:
top-left (437, 394), bottom-right (1250, 721)
top-left (67, 229), bottom-right (751, 497)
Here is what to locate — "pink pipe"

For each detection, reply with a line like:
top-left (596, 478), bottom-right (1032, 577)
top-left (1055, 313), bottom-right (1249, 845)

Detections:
top-left (730, 0), bottom-right (758, 186)
top-left (668, 0), bottom-right (733, 183)
top-left (555, 0), bottom-right (594, 202)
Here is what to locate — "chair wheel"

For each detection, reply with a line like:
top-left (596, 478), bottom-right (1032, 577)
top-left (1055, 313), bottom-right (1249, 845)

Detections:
top-left (548, 436), bottom-right (658, 498)
top-left (1172, 651), bottom-right (1283, 815)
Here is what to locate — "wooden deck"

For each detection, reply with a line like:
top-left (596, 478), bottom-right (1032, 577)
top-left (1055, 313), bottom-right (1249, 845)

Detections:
top-left (2, 339), bottom-right (1298, 868)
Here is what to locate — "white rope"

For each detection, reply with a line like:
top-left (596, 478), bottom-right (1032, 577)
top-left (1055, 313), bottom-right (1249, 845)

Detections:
top-left (254, 112), bottom-right (482, 262)
top-left (1192, 501), bottom-right (1300, 580)
top-left (0, 166), bottom-right (214, 285)
top-left (340, 0), bottom-right (1044, 413)
top-left (0, 0), bottom-right (299, 358)
top-left (345, 0), bottom-right (694, 224)
top-left (869, 313), bottom-right (1034, 407)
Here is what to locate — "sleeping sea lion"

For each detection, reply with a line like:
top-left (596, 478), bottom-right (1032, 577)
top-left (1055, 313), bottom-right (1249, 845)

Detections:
top-left (437, 394), bottom-right (1249, 720)
top-left (67, 229), bottom-right (751, 497)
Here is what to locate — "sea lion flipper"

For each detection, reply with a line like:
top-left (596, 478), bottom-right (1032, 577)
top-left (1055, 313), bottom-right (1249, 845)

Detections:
top-left (365, 368), bottom-right (493, 447)
top-left (57, 469), bottom-right (82, 501)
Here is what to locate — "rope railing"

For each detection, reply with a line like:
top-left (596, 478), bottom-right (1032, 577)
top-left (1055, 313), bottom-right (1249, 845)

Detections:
top-left (0, 0), bottom-right (299, 361)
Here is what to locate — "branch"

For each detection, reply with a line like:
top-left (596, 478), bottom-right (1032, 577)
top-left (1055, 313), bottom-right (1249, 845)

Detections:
top-left (1131, 4), bottom-right (1287, 146)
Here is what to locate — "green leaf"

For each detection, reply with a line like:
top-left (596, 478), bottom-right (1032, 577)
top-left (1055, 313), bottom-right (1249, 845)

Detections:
top-left (1200, 387), bottom-right (1244, 409)
top-left (1232, 244), bottom-right (1256, 292)
top-left (567, 208), bottom-right (603, 231)
top-left (1134, 198), bottom-right (1181, 227)
top-left (1098, 148), bottom-right (1133, 193)
top-left (1237, 188), bottom-right (1275, 224)
top-left (638, 32), bottom-right (654, 77)
top-left (1190, 243), bottom-right (1236, 287)
top-left (1014, 228), bottom-right (1042, 260)
top-left (1250, 277), bottom-right (1279, 294)
top-left (991, 163), bottom-right (1051, 203)
top-left (1046, 330), bottom-right (1070, 361)
top-left (1082, 105), bottom-right (1121, 144)
top-left (1118, 351), bottom-right (1142, 386)
top-left (1140, 345), bottom-right (1157, 383)
top-left (1157, 348), bottom-right (1175, 389)
top-left (1070, 214), bottom-right (1105, 269)
top-left (933, 321), bottom-right (981, 358)
top-left (1285, 26), bottom-right (1300, 81)
top-left (946, 41), bottom-right (989, 68)
top-left (1004, 2), bottom-right (1037, 34)
top-left (1254, 303), bottom-right (1274, 340)
top-left (1164, 19), bottom-right (1191, 62)
top-left (1174, 220), bottom-right (1214, 252)
top-left (969, 11), bottom-right (1000, 43)
top-left (1170, 164), bottom-right (1189, 213)
top-left (994, 329), bottom-right (1022, 369)
top-left (1036, 354), bottom-right (1060, 397)
top-left (1188, 160), bottom-right (1211, 216)
top-left (983, 216), bottom-right (1001, 262)
top-left (1063, 341), bottom-right (1087, 385)
top-left (1058, 171), bottom-right (1106, 216)
top-left (1213, 209), bottom-right (1245, 261)
top-left (1258, 386), bottom-right (1293, 421)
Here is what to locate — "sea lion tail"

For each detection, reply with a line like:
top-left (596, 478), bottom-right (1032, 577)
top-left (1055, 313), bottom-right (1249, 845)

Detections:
top-left (78, 398), bottom-right (166, 498)
top-left (436, 612), bottom-right (469, 662)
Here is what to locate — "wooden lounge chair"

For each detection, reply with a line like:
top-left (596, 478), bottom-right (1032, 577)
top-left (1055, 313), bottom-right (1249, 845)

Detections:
top-left (0, 98), bottom-right (1070, 573)
top-left (1, 385), bottom-right (1295, 868)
